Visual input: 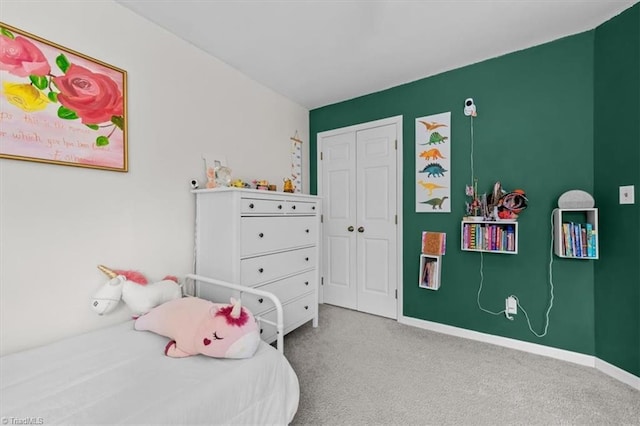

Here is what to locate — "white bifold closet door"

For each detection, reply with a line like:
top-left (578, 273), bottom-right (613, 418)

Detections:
top-left (319, 121), bottom-right (398, 319)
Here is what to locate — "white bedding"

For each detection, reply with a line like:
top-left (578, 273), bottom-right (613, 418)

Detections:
top-left (0, 321), bottom-right (299, 425)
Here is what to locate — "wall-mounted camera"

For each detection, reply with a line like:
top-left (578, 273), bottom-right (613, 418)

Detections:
top-left (190, 179), bottom-right (199, 189)
top-left (464, 98), bottom-right (477, 117)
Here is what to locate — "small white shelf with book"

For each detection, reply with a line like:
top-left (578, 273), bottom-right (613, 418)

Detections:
top-left (460, 220), bottom-right (518, 254)
top-left (420, 231), bottom-right (446, 291)
top-left (419, 254), bottom-right (441, 290)
top-left (553, 208), bottom-right (598, 259)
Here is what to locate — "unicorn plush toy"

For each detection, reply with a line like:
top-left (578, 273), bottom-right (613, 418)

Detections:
top-left (91, 265), bottom-right (182, 316)
top-left (135, 297), bottom-right (260, 359)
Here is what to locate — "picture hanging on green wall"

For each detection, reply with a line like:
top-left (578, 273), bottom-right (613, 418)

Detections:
top-left (416, 111), bottom-right (451, 212)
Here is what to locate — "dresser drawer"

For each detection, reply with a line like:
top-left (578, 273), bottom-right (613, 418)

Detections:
top-left (241, 270), bottom-right (315, 316)
top-left (240, 216), bottom-right (317, 256)
top-left (255, 292), bottom-right (317, 343)
top-left (285, 200), bottom-right (317, 215)
top-left (241, 197), bottom-right (285, 215)
top-left (256, 309), bottom-right (278, 343)
top-left (240, 247), bottom-right (316, 286)
top-left (283, 292), bottom-right (316, 332)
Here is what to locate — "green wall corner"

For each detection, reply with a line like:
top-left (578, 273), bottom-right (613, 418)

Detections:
top-left (310, 3), bottom-right (640, 377)
top-left (594, 3), bottom-right (640, 377)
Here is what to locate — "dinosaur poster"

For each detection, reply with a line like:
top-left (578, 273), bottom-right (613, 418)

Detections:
top-left (416, 111), bottom-right (451, 212)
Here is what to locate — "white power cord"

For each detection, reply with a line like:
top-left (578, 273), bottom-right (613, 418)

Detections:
top-left (470, 116), bottom-right (475, 185)
top-left (470, 110), bottom-right (554, 337)
top-left (508, 209), bottom-right (556, 337)
top-left (476, 210), bottom-right (556, 336)
top-left (476, 251), bottom-right (506, 317)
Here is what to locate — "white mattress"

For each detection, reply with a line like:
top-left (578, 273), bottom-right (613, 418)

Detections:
top-left (0, 321), bottom-right (299, 425)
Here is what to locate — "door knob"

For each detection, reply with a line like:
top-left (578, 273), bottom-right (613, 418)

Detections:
top-left (347, 226), bottom-right (354, 232)
top-left (358, 226), bottom-right (365, 233)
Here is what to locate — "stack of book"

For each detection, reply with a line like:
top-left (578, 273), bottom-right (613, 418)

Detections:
top-left (561, 222), bottom-right (597, 258)
top-left (420, 257), bottom-right (438, 289)
top-left (462, 223), bottom-right (516, 252)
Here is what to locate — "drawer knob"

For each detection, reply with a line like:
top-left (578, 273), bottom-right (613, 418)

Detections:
top-left (305, 281), bottom-right (309, 286)
top-left (305, 257), bottom-right (309, 261)
top-left (312, 206), bottom-right (316, 210)
top-left (258, 268), bottom-right (264, 273)
top-left (304, 305), bottom-right (309, 310)
top-left (249, 203), bottom-right (254, 209)
top-left (292, 205), bottom-right (296, 210)
top-left (305, 229), bottom-right (309, 233)
top-left (260, 328), bottom-right (263, 334)
top-left (278, 205), bottom-right (283, 209)
top-left (258, 232), bottom-right (264, 238)
top-left (258, 298), bottom-right (264, 303)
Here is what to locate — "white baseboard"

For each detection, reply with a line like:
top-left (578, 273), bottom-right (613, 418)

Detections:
top-left (595, 357), bottom-right (640, 390)
top-left (399, 314), bottom-right (639, 390)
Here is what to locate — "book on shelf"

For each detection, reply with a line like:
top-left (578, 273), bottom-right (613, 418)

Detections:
top-left (422, 231), bottom-right (446, 255)
top-left (463, 223), bottom-right (516, 252)
top-left (560, 221), bottom-right (596, 258)
top-left (562, 223), bottom-right (571, 256)
top-left (420, 257), bottom-right (437, 289)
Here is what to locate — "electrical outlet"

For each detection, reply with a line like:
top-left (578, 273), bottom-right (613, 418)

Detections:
top-left (506, 296), bottom-right (517, 315)
top-left (619, 185), bottom-right (635, 205)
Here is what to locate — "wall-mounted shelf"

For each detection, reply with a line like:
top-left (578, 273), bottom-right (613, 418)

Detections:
top-left (419, 254), bottom-right (441, 290)
top-left (552, 208), bottom-right (598, 259)
top-left (461, 220), bottom-right (518, 254)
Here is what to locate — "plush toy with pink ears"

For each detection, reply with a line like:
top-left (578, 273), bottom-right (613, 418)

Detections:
top-left (90, 265), bottom-right (182, 317)
top-left (135, 296), bottom-right (261, 359)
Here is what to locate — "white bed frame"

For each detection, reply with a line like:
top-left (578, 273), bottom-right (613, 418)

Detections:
top-left (185, 273), bottom-right (285, 354)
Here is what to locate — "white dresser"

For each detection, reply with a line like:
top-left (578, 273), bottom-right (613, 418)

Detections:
top-left (193, 188), bottom-right (320, 343)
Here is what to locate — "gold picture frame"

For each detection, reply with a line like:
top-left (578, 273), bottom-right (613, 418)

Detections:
top-left (0, 22), bottom-right (128, 172)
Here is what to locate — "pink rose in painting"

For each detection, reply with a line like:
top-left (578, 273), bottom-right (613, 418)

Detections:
top-left (53, 64), bottom-right (123, 124)
top-left (0, 35), bottom-right (51, 77)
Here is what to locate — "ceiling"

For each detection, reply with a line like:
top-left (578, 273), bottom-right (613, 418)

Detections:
top-left (116, 0), bottom-right (638, 110)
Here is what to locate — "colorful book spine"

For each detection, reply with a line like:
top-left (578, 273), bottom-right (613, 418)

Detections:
top-left (562, 223), bottom-right (571, 256)
top-left (577, 223), bottom-right (583, 257)
top-left (469, 225), bottom-right (476, 249)
top-left (570, 223), bottom-right (579, 257)
top-left (585, 223), bottom-right (593, 257)
top-left (506, 225), bottom-right (515, 252)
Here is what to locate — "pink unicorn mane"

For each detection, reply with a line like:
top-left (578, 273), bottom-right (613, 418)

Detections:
top-left (114, 270), bottom-right (148, 285)
top-left (215, 305), bottom-right (250, 327)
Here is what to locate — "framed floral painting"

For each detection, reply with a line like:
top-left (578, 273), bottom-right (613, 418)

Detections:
top-left (0, 22), bottom-right (127, 171)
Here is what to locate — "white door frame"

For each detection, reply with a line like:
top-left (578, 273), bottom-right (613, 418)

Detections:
top-left (317, 115), bottom-right (404, 320)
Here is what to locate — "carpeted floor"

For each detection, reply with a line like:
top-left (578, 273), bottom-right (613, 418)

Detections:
top-left (284, 304), bottom-right (639, 425)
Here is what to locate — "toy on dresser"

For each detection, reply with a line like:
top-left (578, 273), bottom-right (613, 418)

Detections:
top-left (90, 265), bottom-right (182, 317)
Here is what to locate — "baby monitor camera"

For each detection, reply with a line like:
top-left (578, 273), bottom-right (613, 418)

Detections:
top-left (464, 98), bottom-right (477, 117)
top-left (190, 179), bottom-right (199, 189)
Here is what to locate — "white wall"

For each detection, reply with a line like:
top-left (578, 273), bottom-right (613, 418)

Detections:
top-left (0, 0), bottom-right (309, 355)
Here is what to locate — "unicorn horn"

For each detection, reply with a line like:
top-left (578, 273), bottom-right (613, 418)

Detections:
top-left (230, 297), bottom-right (242, 319)
top-left (97, 264), bottom-right (118, 279)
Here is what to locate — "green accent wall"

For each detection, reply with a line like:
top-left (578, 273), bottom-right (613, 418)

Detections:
top-left (594, 4), bottom-right (640, 377)
top-left (310, 3), bottom-right (640, 376)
